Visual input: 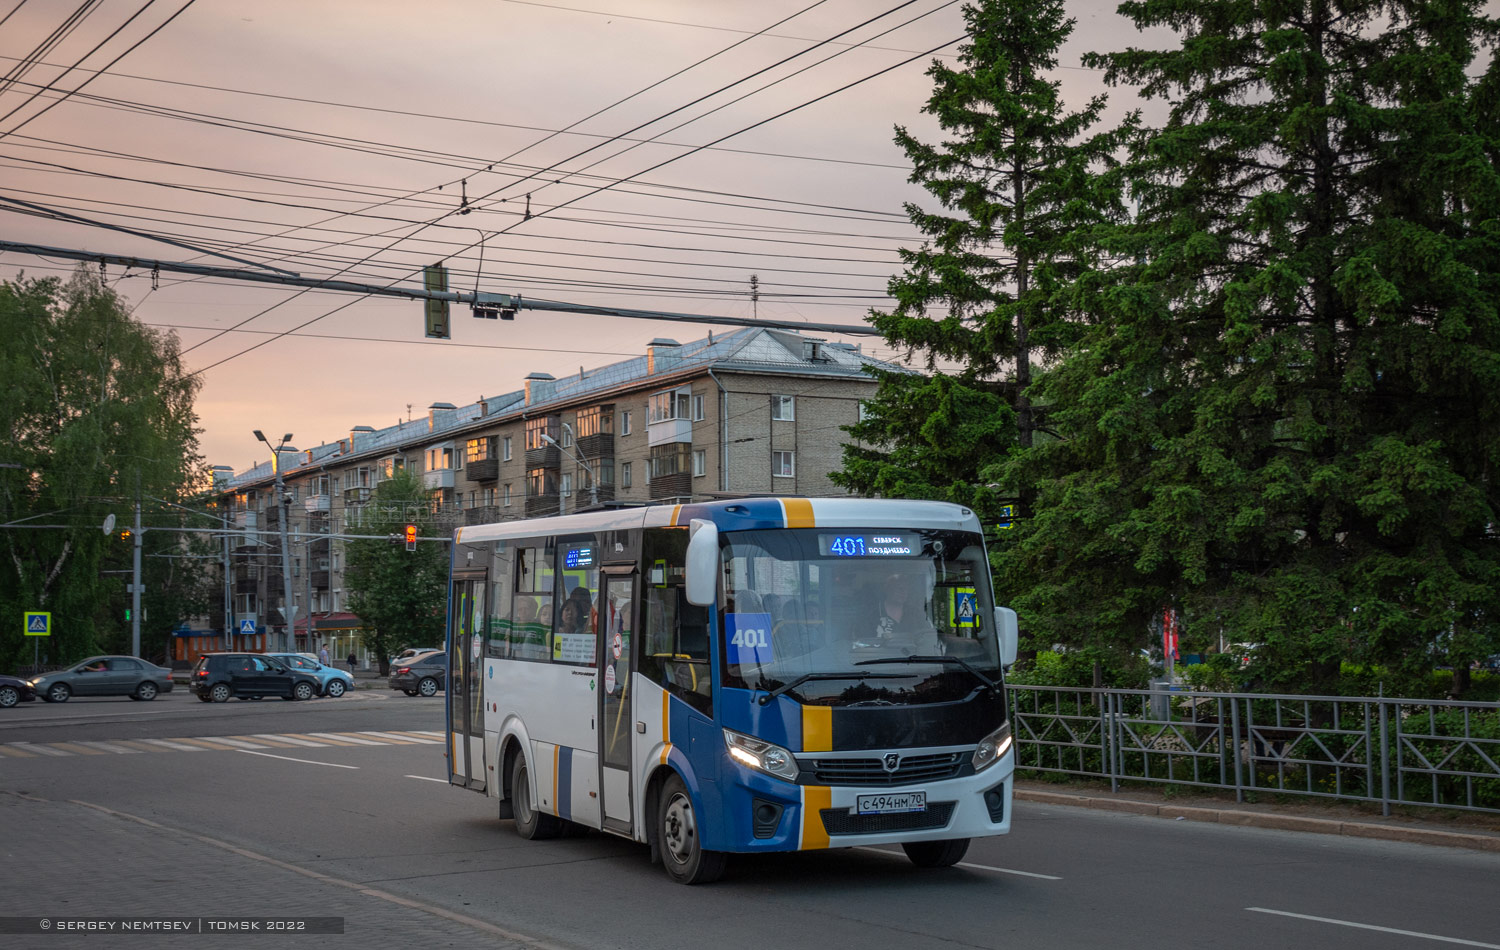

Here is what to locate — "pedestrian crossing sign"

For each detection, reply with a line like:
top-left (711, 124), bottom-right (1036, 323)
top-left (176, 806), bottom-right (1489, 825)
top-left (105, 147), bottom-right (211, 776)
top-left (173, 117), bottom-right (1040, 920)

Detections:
top-left (950, 588), bottom-right (978, 628)
top-left (24, 611), bottom-right (51, 636)
top-left (239, 618), bottom-right (257, 635)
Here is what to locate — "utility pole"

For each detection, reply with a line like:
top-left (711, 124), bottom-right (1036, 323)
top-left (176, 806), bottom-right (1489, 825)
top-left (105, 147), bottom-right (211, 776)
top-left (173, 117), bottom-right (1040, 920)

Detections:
top-left (222, 532), bottom-right (232, 651)
top-left (130, 500), bottom-right (143, 658)
top-left (255, 430), bottom-right (298, 653)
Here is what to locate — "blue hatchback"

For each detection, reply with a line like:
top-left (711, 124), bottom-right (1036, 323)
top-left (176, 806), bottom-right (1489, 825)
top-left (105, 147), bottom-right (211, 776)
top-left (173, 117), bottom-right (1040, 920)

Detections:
top-left (267, 653), bottom-right (355, 698)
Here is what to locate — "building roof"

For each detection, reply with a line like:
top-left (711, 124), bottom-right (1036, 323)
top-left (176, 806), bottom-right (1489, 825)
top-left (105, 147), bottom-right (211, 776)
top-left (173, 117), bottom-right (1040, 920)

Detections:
top-left (214, 326), bottom-right (898, 493)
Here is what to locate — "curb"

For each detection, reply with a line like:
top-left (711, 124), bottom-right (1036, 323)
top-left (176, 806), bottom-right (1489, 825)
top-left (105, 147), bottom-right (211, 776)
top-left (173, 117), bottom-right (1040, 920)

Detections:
top-left (1014, 788), bottom-right (1500, 853)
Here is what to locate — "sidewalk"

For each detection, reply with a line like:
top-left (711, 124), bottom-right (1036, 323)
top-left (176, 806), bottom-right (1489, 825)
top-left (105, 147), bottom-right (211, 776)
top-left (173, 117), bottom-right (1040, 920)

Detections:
top-left (1014, 778), bottom-right (1500, 853)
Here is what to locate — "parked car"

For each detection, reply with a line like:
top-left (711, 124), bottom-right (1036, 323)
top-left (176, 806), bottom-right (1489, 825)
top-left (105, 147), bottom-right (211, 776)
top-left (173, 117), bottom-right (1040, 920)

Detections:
top-left (389, 652), bottom-right (447, 697)
top-left (0, 673), bottom-right (37, 708)
top-left (391, 647), bottom-right (442, 664)
top-left (267, 652), bottom-right (355, 697)
top-left (190, 653), bottom-right (321, 703)
top-left (30, 656), bottom-right (175, 703)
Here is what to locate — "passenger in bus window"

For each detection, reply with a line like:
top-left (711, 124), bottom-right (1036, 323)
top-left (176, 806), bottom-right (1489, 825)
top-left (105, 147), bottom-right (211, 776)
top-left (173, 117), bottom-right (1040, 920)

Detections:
top-left (559, 598), bottom-right (587, 634)
top-left (871, 572), bottom-right (942, 655)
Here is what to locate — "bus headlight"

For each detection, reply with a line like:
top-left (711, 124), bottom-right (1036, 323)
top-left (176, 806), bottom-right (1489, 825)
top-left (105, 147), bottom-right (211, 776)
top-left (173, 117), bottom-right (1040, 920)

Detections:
top-left (723, 729), bottom-right (799, 782)
top-left (972, 721), bottom-right (1013, 773)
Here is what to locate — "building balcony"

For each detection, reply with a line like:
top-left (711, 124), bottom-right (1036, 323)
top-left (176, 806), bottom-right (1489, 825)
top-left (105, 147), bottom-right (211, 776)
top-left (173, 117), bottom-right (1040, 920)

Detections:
top-left (263, 506), bottom-right (282, 528)
top-left (304, 494), bottom-right (330, 513)
top-left (465, 506), bottom-right (502, 526)
top-left (649, 473), bottom-right (692, 501)
top-left (467, 458), bottom-right (499, 482)
top-left (525, 495), bottom-right (560, 518)
top-left (311, 570), bottom-right (330, 590)
top-left (576, 432), bottom-right (613, 459)
top-left (423, 469), bottom-right (455, 490)
top-left (343, 486), bottom-right (371, 506)
top-left (524, 445), bottom-right (560, 468)
top-left (234, 578), bottom-right (258, 595)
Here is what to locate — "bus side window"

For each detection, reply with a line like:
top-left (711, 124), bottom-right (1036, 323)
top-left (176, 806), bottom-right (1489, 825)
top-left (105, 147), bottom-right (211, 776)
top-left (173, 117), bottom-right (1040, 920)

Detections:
top-left (487, 544), bottom-right (514, 658)
top-left (641, 586), bottom-right (712, 717)
top-left (512, 543), bottom-right (555, 661)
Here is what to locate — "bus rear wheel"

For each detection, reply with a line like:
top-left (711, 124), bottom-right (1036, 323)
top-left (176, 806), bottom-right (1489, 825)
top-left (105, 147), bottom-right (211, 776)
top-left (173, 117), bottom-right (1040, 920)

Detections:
top-left (511, 753), bottom-right (561, 840)
top-left (657, 774), bottom-right (726, 885)
top-left (901, 838), bottom-right (970, 868)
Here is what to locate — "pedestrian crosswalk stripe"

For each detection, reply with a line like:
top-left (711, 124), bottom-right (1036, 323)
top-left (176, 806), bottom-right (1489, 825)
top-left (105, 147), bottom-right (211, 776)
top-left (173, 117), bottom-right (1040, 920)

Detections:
top-left (5, 730), bottom-right (453, 758)
top-left (50, 742), bottom-right (106, 755)
top-left (362, 731), bottom-right (438, 744)
top-left (76, 740), bottom-right (143, 754)
top-left (249, 734), bottom-right (328, 748)
top-left (305, 732), bottom-right (384, 745)
top-left (136, 738), bottom-right (206, 752)
top-left (9, 742), bottom-right (71, 756)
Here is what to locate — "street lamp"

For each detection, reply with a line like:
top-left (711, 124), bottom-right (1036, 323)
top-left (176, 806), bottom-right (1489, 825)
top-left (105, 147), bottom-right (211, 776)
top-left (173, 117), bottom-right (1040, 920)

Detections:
top-left (541, 423), bottom-right (598, 511)
top-left (253, 429), bottom-right (297, 652)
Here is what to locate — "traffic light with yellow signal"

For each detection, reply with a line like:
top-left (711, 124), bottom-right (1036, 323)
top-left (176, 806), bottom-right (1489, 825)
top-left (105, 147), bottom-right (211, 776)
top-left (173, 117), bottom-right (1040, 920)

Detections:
top-left (405, 524), bottom-right (417, 552)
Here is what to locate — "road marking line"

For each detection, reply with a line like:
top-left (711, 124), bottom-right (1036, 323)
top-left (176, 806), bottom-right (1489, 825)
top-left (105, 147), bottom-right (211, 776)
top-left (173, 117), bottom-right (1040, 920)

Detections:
top-left (49, 742), bottom-right (106, 755)
top-left (67, 797), bottom-right (570, 950)
top-left (170, 737), bottom-right (243, 751)
top-left (854, 846), bottom-right (1062, 880)
top-left (237, 750), bottom-right (359, 770)
top-left (363, 731), bottom-right (439, 744)
top-left (390, 731), bottom-right (448, 742)
top-left (305, 732), bottom-right (384, 746)
top-left (249, 734), bottom-right (329, 747)
top-left (411, 730), bottom-right (445, 737)
top-left (230, 734), bottom-right (297, 747)
top-left (290, 733), bottom-right (366, 746)
top-left (0, 745), bottom-right (39, 757)
top-left (109, 739), bottom-right (167, 753)
top-left (135, 738), bottom-right (206, 752)
top-left (1246, 908), bottom-right (1500, 948)
top-left (8, 742), bottom-right (71, 756)
top-left (76, 741), bottom-right (142, 754)
top-left (406, 774), bottom-right (447, 783)
top-left (197, 737), bottom-right (267, 750)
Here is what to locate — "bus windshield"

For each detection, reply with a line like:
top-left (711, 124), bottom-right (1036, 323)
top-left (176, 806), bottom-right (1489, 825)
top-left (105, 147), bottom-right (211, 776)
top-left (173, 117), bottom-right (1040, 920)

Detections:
top-left (718, 527), bottom-right (999, 706)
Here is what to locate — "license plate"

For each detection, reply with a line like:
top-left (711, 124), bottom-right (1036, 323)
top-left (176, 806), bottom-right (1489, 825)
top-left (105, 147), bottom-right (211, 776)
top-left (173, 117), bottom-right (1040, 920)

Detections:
top-left (856, 791), bottom-right (926, 815)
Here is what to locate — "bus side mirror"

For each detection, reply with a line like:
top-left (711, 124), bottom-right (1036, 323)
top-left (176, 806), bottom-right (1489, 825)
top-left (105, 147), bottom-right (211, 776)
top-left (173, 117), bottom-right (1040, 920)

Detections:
top-left (685, 519), bottom-right (718, 607)
top-left (995, 607), bottom-right (1018, 669)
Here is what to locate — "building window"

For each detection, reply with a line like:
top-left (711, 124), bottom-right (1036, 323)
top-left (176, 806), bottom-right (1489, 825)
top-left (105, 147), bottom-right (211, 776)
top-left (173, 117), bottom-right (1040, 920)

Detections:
top-left (503, 484), bottom-right (512, 506)
top-left (649, 442), bottom-right (692, 479)
top-left (560, 473), bottom-right (573, 499)
top-left (332, 590), bottom-right (341, 612)
top-left (466, 437), bottom-right (495, 463)
top-left (649, 390), bottom-right (692, 424)
top-left (773, 451), bottom-right (795, 477)
top-left (692, 394), bottom-right (705, 421)
top-left (234, 594), bottom-right (256, 615)
top-left (525, 416), bottom-right (558, 451)
top-left (692, 450), bottom-right (706, 477)
top-left (426, 447), bottom-right (453, 471)
top-left (503, 436), bottom-right (512, 461)
top-left (561, 426), bottom-right (573, 448)
top-left (621, 411), bottom-right (632, 436)
top-left (575, 405), bottom-right (614, 438)
top-left (621, 462), bottom-right (632, 489)
top-left (858, 400), bottom-right (870, 422)
top-left (772, 395), bottom-right (795, 421)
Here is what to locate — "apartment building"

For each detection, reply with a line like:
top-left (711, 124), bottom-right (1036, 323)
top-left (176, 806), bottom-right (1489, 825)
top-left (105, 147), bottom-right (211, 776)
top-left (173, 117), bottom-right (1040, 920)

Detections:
top-left (206, 327), bottom-right (900, 657)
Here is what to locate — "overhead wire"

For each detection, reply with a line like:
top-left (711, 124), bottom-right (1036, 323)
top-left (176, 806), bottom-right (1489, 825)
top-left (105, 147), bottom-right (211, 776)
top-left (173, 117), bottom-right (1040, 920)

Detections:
top-left (0, 0), bottom-right (155, 130)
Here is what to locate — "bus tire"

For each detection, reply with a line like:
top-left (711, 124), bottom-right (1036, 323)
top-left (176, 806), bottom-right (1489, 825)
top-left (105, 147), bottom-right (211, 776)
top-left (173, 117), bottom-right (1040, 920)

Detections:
top-left (657, 774), bottom-right (726, 885)
top-left (511, 753), bottom-right (562, 840)
top-left (901, 838), bottom-right (970, 868)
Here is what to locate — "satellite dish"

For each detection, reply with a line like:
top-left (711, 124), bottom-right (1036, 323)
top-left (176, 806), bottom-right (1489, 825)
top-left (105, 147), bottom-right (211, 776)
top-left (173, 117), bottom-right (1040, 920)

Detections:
top-left (102, 513), bottom-right (117, 535)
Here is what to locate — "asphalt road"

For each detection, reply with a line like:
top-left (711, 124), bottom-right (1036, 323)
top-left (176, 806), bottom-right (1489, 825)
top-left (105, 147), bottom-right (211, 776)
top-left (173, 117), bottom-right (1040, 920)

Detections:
top-left (2, 691), bottom-right (1498, 950)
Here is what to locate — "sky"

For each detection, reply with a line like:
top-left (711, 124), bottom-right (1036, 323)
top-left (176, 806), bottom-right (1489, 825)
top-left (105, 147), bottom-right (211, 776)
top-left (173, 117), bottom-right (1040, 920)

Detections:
top-left (0, 0), bottom-right (1169, 473)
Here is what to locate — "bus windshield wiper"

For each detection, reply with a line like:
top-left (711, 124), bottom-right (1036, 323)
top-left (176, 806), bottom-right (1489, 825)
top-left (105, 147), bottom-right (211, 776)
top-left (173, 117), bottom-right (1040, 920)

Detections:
top-left (757, 671), bottom-right (908, 706)
top-left (855, 655), bottom-right (1000, 695)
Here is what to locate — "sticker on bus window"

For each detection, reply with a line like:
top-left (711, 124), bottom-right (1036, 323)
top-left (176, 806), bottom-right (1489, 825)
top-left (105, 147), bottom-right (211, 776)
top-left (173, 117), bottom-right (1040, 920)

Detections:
top-left (950, 587), bottom-right (978, 628)
top-left (724, 612), bottom-right (775, 665)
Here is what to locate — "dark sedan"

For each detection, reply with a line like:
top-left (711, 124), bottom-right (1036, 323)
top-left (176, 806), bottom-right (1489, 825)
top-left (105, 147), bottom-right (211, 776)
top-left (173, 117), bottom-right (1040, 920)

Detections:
top-left (0, 674), bottom-right (37, 708)
top-left (389, 651), bottom-right (447, 697)
top-left (30, 656), bottom-right (175, 703)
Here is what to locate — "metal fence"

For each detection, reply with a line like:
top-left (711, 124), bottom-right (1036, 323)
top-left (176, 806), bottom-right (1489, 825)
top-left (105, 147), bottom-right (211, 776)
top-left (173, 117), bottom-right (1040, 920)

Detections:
top-left (1008, 685), bottom-right (1500, 816)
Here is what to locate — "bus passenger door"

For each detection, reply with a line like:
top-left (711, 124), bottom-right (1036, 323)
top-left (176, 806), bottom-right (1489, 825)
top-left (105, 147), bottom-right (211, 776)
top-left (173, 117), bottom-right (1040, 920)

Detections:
top-left (448, 574), bottom-right (487, 792)
top-left (597, 570), bottom-right (636, 834)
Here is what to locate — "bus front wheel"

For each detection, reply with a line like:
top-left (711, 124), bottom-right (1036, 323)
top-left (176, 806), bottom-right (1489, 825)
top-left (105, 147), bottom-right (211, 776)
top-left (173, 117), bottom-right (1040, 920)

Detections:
top-left (657, 774), bottom-right (726, 885)
top-left (901, 838), bottom-right (970, 868)
top-left (511, 753), bottom-right (562, 840)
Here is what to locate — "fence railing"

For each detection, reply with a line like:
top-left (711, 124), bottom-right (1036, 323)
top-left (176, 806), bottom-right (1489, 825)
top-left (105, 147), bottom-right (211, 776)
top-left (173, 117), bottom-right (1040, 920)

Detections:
top-left (1007, 685), bottom-right (1500, 816)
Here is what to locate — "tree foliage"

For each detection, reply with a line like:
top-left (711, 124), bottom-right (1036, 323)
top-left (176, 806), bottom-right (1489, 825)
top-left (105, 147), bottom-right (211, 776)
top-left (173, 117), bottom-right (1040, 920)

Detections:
top-left (344, 469), bottom-right (448, 673)
top-left (0, 270), bottom-right (203, 667)
top-left (1008, 0), bottom-right (1500, 692)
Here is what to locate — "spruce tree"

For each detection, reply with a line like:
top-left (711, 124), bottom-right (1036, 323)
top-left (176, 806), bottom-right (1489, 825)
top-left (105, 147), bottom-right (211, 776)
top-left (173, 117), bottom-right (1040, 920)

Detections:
top-left (1018, 0), bottom-right (1500, 693)
top-left (840, 0), bottom-right (1130, 530)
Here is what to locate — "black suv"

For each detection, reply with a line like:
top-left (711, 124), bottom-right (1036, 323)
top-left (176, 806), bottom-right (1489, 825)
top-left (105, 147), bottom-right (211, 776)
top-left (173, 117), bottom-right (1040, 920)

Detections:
top-left (191, 653), bottom-right (321, 703)
top-left (389, 651), bottom-right (447, 697)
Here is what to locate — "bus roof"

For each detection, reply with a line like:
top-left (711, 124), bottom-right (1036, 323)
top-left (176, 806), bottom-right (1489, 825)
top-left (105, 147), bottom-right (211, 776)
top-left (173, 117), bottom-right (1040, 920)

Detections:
top-left (453, 497), bottom-right (981, 545)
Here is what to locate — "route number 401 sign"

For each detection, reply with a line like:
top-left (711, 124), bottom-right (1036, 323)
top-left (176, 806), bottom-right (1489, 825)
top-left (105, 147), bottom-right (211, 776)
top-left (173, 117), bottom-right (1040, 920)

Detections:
top-left (724, 612), bottom-right (775, 665)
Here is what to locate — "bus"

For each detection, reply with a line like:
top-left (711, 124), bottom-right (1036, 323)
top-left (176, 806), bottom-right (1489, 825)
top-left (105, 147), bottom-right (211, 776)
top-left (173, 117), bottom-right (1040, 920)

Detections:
top-left (443, 497), bottom-right (1018, 884)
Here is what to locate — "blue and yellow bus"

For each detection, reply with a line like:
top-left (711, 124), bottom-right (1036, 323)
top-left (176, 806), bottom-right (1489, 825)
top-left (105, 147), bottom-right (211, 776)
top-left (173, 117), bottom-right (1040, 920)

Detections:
top-left (443, 498), bottom-right (1017, 884)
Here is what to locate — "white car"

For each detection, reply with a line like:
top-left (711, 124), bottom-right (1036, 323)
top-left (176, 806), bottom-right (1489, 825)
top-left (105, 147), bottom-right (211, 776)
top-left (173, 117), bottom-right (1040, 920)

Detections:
top-left (391, 647), bottom-right (441, 664)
